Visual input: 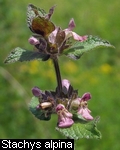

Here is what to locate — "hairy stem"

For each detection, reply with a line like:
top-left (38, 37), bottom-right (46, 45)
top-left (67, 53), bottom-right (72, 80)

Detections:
top-left (52, 57), bottom-right (62, 95)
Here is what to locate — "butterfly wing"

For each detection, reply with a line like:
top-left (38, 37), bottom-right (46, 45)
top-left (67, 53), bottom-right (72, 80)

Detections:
top-left (27, 4), bottom-right (55, 37)
top-left (32, 16), bottom-right (55, 36)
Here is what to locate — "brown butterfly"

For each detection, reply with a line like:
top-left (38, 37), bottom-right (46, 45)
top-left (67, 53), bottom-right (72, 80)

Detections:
top-left (27, 4), bottom-right (55, 37)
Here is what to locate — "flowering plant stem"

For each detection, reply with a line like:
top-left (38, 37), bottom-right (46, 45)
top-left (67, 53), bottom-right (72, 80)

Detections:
top-left (52, 57), bottom-right (62, 96)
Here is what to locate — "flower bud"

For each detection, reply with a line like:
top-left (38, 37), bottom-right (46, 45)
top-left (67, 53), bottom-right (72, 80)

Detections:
top-left (32, 87), bottom-right (41, 97)
top-left (81, 92), bottom-right (91, 101)
top-left (71, 98), bottom-right (80, 109)
top-left (62, 79), bottom-right (70, 91)
top-left (40, 102), bottom-right (52, 109)
top-left (28, 36), bottom-right (40, 45)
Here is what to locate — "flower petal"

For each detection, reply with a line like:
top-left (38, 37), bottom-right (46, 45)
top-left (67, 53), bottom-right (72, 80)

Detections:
top-left (48, 27), bottom-right (59, 44)
top-left (58, 117), bottom-right (74, 128)
top-left (45, 5), bottom-right (56, 20)
top-left (78, 107), bottom-right (93, 120)
top-left (62, 79), bottom-right (70, 90)
top-left (72, 32), bottom-right (87, 41)
top-left (56, 104), bottom-right (65, 112)
top-left (64, 29), bottom-right (87, 42)
top-left (63, 110), bottom-right (73, 118)
top-left (68, 18), bottom-right (76, 31)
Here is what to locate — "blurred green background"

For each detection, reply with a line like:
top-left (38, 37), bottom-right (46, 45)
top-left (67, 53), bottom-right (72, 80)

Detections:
top-left (0, 0), bottom-right (120, 149)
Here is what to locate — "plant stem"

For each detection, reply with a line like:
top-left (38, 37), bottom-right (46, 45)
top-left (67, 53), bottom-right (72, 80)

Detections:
top-left (52, 57), bottom-right (62, 95)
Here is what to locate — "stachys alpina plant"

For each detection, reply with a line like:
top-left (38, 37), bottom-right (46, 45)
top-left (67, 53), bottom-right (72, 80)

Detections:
top-left (4, 4), bottom-right (114, 141)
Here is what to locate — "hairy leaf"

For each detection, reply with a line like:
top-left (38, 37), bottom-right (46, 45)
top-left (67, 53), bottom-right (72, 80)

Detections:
top-left (64, 35), bottom-right (115, 60)
top-left (29, 96), bottom-right (51, 121)
top-left (4, 47), bottom-right (48, 63)
top-left (56, 117), bottom-right (101, 140)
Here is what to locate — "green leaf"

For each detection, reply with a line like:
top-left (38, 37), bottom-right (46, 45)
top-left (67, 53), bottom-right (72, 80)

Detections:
top-left (64, 35), bottom-right (115, 60)
top-left (4, 47), bottom-right (48, 64)
top-left (29, 96), bottom-right (51, 121)
top-left (56, 117), bottom-right (102, 140)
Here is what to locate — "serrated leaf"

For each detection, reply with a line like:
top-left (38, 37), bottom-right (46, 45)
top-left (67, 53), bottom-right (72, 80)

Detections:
top-left (64, 35), bottom-right (115, 60)
top-left (4, 47), bottom-right (48, 64)
top-left (56, 117), bottom-right (101, 140)
top-left (29, 96), bottom-right (51, 121)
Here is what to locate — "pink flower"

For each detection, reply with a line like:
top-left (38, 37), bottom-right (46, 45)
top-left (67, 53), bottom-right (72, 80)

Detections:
top-left (28, 36), bottom-right (47, 52)
top-left (77, 92), bottom-right (93, 120)
top-left (78, 107), bottom-right (93, 120)
top-left (28, 18), bottom-right (87, 57)
top-left (48, 27), bottom-right (65, 51)
top-left (56, 104), bottom-right (74, 128)
top-left (48, 18), bottom-right (87, 55)
top-left (48, 27), bottom-right (59, 44)
top-left (64, 18), bottom-right (87, 41)
top-left (49, 18), bottom-right (87, 44)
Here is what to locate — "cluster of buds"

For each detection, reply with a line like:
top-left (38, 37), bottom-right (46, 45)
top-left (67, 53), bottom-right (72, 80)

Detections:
top-left (32, 79), bottom-right (93, 128)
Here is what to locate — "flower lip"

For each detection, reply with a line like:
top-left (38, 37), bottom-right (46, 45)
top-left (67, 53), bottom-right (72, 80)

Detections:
top-left (57, 117), bottom-right (74, 128)
top-left (64, 18), bottom-right (87, 42)
top-left (78, 107), bottom-right (93, 120)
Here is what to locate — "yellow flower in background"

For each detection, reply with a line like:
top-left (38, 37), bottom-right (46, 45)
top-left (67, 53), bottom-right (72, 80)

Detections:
top-left (20, 60), bottom-right (41, 74)
top-left (29, 60), bottom-right (40, 74)
top-left (100, 63), bottom-right (113, 74)
top-left (63, 61), bottom-right (77, 74)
